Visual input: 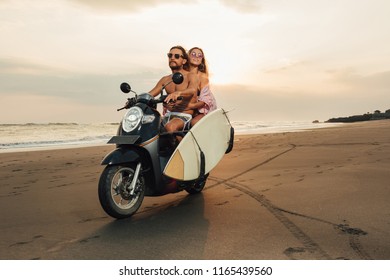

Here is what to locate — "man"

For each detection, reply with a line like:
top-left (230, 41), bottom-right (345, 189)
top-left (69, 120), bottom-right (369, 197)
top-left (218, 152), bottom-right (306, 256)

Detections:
top-left (149, 46), bottom-right (198, 133)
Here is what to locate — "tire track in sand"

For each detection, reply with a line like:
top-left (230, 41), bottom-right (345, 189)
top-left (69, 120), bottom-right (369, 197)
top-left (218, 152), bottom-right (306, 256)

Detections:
top-left (207, 144), bottom-right (371, 260)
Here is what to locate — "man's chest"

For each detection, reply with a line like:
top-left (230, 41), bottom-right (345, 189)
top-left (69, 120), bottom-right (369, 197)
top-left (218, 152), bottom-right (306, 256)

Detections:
top-left (165, 81), bottom-right (188, 94)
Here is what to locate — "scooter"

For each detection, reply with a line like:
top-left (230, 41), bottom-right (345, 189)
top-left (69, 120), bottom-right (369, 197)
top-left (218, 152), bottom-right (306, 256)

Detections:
top-left (98, 72), bottom-right (208, 219)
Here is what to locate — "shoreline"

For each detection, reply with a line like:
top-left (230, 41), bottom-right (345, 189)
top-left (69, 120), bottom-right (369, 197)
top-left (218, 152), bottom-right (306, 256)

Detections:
top-left (0, 121), bottom-right (349, 154)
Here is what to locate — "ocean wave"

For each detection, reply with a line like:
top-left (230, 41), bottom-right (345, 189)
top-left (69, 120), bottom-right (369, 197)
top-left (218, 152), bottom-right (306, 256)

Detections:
top-left (0, 121), bottom-right (341, 151)
top-left (0, 135), bottom-right (112, 150)
top-left (0, 123), bottom-right (81, 127)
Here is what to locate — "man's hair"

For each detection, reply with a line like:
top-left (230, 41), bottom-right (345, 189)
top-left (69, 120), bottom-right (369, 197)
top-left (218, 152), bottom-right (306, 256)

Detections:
top-left (170, 45), bottom-right (188, 60)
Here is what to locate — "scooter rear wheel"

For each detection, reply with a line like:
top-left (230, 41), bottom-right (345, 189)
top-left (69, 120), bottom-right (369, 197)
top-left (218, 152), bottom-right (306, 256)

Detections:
top-left (98, 164), bottom-right (145, 219)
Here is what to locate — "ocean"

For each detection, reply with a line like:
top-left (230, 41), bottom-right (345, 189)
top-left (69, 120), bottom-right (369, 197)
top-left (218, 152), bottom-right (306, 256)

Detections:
top-left (0, 121), bottom-right (341, 153)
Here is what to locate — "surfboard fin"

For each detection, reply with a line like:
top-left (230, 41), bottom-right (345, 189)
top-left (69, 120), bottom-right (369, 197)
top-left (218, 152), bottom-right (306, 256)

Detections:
top-left (189, 130), bottom-right (206, 179)
top-left (199, 150), bottom-right (206, 178)
top-left (225, 126), bottom-right (235, 154)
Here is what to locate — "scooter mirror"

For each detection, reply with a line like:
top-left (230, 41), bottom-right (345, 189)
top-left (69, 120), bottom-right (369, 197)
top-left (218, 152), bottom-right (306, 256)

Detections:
top-left (120, 82), bottom-right (131, 94)
top-left (172, 72), bottom-right (184, 85)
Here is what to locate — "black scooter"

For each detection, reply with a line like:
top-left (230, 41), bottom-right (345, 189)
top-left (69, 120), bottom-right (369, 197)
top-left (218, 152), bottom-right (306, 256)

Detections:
top-left (98, 73), bottom-right (208, 219)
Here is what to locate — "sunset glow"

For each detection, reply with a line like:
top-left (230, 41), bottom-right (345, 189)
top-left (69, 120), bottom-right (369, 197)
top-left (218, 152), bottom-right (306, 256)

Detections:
top-left (1, 0), bottom-right (389, 123)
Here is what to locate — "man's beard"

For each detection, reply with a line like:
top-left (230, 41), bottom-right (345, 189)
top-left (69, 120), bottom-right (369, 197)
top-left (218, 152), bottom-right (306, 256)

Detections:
top-left (169, 65), bottom-right (181, 71)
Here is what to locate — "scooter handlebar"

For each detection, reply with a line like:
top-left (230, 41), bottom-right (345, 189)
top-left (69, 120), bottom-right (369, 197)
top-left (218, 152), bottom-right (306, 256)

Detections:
top-left (152, 95), bottom-right (183, 105)
top-left (117, 95), bottom-right (183, 111)
top-left (117, 97), bottom-right (137, 111)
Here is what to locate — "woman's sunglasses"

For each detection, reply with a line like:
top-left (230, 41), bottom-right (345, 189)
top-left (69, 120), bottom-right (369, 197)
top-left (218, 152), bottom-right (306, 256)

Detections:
top-left (167, 53), bottom-right (184, 59)
top-left (191, 52), bottom-right (203, 58)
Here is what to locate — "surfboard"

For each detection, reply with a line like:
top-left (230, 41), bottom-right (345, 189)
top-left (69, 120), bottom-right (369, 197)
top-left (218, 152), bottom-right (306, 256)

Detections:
top-left (163, 108), bottom-right (233, 180)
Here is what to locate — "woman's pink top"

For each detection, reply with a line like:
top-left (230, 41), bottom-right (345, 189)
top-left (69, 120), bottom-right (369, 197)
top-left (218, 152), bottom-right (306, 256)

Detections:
top-left (198, 84), bottom-right (217, 114)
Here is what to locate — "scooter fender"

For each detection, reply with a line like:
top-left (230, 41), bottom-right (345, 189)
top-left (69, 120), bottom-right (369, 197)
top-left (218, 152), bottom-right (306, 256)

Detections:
top-left (101, 147), bottom-right (141, 166)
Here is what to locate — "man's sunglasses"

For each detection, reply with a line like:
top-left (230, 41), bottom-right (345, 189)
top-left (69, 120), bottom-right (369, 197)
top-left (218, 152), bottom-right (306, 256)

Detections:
top-left (167, 53), bottom-right (184, 59)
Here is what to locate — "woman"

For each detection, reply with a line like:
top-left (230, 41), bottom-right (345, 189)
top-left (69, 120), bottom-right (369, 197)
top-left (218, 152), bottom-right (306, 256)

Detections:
top-left (184, 47), bottom-right (217, 126)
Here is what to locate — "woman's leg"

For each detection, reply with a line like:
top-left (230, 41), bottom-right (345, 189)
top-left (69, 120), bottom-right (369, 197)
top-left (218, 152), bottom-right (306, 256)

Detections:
top-left (190, 113), bottom-right (205, 127)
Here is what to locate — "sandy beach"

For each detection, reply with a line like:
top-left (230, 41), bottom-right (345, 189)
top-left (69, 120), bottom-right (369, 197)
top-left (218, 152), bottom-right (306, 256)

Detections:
top-left (0, 120), bottom-right (389, 260)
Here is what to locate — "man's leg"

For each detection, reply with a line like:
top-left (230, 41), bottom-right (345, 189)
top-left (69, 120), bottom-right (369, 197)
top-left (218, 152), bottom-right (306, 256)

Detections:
top-left (165, 118), bottom-right (185, 142)
top-left (165, 118), bottom-right (185, 133)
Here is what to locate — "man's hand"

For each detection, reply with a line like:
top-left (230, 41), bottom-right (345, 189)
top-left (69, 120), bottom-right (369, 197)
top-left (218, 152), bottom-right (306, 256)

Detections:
top-left (163, 102), bottom-right (175, 112)
top-left (164, 92), bottom-right (181, 103)
top-left (163, 94), bottom-right (188, 112)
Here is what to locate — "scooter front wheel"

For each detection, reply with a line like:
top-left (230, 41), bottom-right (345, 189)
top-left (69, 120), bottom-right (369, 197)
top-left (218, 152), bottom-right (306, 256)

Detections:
top-left (98, 164), bottom-right (145, 219)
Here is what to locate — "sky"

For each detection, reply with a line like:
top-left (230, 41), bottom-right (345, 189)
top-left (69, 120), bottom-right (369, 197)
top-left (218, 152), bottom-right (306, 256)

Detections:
top-left (1, 0), bottom-right (389, 123)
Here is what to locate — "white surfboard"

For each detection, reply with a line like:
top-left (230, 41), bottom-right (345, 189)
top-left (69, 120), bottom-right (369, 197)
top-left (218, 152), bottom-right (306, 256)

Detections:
top-left (163, 108), bottom-right (233, 180)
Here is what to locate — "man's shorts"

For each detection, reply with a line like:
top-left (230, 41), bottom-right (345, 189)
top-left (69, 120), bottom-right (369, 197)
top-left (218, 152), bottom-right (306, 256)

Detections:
top-left (162, 111), bottom-right (192, 130)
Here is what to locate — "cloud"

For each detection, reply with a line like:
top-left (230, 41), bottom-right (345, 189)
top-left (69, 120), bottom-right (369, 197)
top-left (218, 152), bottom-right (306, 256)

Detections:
top-left (212, 84), bottom-right (331, 121)
top-left (0, 57), bottom-right (165, 106)
top-left (68, 0), bottom-right (191, 13)
top-left (263, 59), bottom-right (306, 74)
top-left (0, 93), bottom-right (118, 124)
top-left (331, 69), bottom-right (390, 93)
top-left (69, 0), bottom-right (262, 14)
top-left (212, 67), bottom-right (390, 122)
top-left (218, 0), bottom-right (261, 13)
top-left (0, 57), bottom-right (166, 123)
top-left (69, 0), bottom-right (262, 15)
top-left (0, 57), bottom-right (57, 75)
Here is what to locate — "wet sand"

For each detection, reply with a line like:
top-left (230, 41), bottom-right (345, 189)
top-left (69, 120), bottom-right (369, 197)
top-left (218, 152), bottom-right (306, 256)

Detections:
top-left (0, 120), bottom-right (389, 259)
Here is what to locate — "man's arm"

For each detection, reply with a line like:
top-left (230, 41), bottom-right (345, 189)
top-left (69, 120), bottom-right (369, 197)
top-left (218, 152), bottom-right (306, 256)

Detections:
top-left (149, 76), bottom-right (169, 97)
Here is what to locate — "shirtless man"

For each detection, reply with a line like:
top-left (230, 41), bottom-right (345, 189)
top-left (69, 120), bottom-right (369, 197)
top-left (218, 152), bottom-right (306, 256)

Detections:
top-left (149, 46), bottom-right (198, 133)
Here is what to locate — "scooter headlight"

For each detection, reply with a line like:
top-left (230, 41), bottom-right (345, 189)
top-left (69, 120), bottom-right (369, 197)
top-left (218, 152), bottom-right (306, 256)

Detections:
top-left (122, 107), bottom-right (143, 132)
